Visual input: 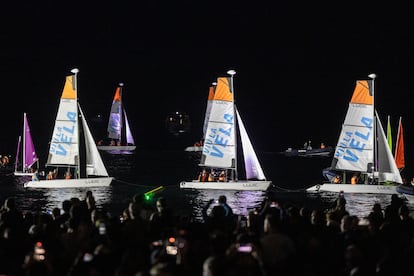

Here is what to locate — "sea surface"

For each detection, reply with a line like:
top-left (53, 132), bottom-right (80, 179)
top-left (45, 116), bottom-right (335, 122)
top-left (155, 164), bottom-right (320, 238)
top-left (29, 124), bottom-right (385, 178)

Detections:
top-left (1, 149), bottom-right (413, 221)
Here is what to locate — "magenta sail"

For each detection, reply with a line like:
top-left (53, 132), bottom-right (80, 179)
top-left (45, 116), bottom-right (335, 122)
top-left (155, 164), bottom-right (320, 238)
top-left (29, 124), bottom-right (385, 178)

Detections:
top-left (14, 113), bottom-right (38, 176)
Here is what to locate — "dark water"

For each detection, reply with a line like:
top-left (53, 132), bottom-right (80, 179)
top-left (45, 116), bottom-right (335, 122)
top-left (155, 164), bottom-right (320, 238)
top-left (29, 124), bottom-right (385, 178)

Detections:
top-left (1, 149), bottom-right (413, 221)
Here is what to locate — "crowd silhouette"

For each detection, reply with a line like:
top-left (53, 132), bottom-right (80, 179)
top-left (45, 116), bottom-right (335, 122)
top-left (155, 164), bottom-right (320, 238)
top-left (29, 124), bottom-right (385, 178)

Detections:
top-left (1, 190), bottom-right (414, 275)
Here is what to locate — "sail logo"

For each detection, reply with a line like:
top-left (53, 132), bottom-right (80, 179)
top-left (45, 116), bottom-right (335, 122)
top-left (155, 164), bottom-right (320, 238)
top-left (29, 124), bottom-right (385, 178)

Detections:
top-left (335, 116), bottom-right (373, 162)
top-left (50, 111), bottom-right (77, 156)
top-left (203, 113), bottom-right (233, 158)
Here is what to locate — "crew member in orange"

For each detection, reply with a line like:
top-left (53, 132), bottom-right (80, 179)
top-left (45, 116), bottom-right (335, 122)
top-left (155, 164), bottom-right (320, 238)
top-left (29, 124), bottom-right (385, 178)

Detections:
top-left (208, 169), bottom-right (215, 182)
top-left (65, 171), bottom-right (72, 180)
top-left (218, 171), bottom-right (226, 182)
top-left (351, 174), bottom-right (358, 185)
top-left (198, 169), bottom-right (208, 182)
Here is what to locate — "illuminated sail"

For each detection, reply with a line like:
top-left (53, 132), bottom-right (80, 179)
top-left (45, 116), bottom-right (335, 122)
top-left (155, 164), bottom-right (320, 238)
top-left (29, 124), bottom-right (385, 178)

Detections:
top-left (394, 117), bottom-right (405, 170)
top-left (331, 79), bottom-right (402, 183)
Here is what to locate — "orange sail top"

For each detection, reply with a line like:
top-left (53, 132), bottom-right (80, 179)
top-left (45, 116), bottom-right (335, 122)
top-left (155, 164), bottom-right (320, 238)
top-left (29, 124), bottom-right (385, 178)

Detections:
top-left (214, 77), bottom-right (233, 102)
top-left (350, 80), bottom-right (373, 105)
top-left (61, 75), bottom-right (77, 99)
top-left (207, 85), bottom-right (215, 100)
top-left (113, 86), bottom-right (122, 102)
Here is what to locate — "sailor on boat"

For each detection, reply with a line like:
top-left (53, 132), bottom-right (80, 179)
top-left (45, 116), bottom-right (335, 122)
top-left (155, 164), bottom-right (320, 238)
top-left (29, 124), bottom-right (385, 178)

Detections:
top-left (332, 175), bottom-right (341, 184)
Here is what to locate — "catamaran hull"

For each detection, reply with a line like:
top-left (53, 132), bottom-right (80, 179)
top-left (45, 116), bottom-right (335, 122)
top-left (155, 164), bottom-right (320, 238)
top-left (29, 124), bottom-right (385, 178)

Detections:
top-left (306, 183), bottom-right (398, 194)
top-left (97, 146), bottom-right (136, 151)
top-left (396, 184), bottom-right (414, 196)
top-left (14, 172), bottom-right (35, 177)
top-left (184, 146), bottom-right (203, 152)
top-left (180, 180), bottom-right (272, 191)
top-left (24, 177), bottom-right (114, 188)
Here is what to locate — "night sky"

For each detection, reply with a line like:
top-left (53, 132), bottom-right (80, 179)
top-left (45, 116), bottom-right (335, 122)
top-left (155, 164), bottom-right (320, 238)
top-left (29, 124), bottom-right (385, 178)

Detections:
top-left (2, 2), bottom-right (414, 177)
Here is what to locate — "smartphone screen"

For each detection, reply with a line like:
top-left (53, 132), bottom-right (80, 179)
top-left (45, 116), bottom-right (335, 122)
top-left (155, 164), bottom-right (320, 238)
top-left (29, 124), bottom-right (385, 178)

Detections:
top-left (34, 242), bottom-right (46, 261)
top-left (238, 244), bottom-right (252, 253)
top-left (166, 245), bottom-right (178, 255)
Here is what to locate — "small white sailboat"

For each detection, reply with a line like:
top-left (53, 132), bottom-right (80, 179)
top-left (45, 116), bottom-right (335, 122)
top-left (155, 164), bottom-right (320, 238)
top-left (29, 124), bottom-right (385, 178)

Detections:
top-left (97, 83), bottom-right (136, 153)
top-left (180, 70), bottom-right (272, 191)
top-left (24, 68), bottom-right (113, 188)
top-left (307, 74), bottom-right (402, 194)
top-left (14, 113), bottom-right (39, 177)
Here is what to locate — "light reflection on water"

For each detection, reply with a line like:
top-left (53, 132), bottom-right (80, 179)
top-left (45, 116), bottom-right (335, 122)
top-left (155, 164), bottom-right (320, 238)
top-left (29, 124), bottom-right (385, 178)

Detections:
top-left (183, 189), bottom-right (267, 221)
top-left (306, 191), bottom-right (414, 218)
top-left (3, 181), bottom-right (414, 222)
top-left (2, 150), bottom-right (414, 222)
top-left (9, 181), bottom-right (115, 214)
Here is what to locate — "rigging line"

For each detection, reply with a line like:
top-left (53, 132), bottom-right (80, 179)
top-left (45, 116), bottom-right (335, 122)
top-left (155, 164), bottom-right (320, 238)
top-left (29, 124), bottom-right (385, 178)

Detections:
top-left (272, 186), bottom-right (308, 192)
top-left (113, 179), bottom-right (155, 188)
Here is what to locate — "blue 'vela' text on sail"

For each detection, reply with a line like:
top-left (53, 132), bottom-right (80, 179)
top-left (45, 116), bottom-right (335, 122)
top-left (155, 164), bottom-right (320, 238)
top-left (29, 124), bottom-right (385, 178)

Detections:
top-left (335, 116), bottom-right (373, 163)
top-left (50, 111), bottom-right (77, 156)
top-left (203, 113), bottom-right (234, 158)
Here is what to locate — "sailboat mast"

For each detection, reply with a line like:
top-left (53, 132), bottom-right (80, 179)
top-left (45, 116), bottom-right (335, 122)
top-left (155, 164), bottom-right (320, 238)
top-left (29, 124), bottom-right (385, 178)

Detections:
top-left (71, 68), bottom-right (80, 179)
top-left (23, 112), bottom-right (27, 171)
top-left (15, 135), bottom-right (21, 172)
top-left (227, 69), bottom-right (237, 181)
top-left (369, 73), bottom-right (377, 180)
top-left (119, 83), bottom-right (124, 144)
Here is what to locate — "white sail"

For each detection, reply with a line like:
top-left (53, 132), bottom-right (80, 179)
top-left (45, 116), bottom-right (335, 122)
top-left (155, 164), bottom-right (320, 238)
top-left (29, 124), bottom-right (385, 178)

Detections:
top-left (201, 77), bottom-right (236, 169)
top-left (333, 101), bottom-right (374, 172)
top-left (46, 75), bottom-right (79, 166)
top-left (79, 105), bottom-right (109, 177)
top-left (376, 112), bottom-right (403, 183)
top-left (236, 108), bottom-right (266, 180)
top-left (124, 108), bottom-right (135, 145)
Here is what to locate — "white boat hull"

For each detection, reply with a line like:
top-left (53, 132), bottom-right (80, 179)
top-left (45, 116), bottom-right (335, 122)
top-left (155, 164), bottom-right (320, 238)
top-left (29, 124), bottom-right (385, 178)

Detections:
top-left (24, 177), bottom-right (114, 188)
top-left (97, 146), bottom-right (136, 151)
top-left (14, 172), bottom-right (34, 177)
top-left (180, 180), bottom-right (272, 191)
top-left (306, 183), bottom-right (398, 194)
top-left (184, 146), bottom-right (203, 152)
